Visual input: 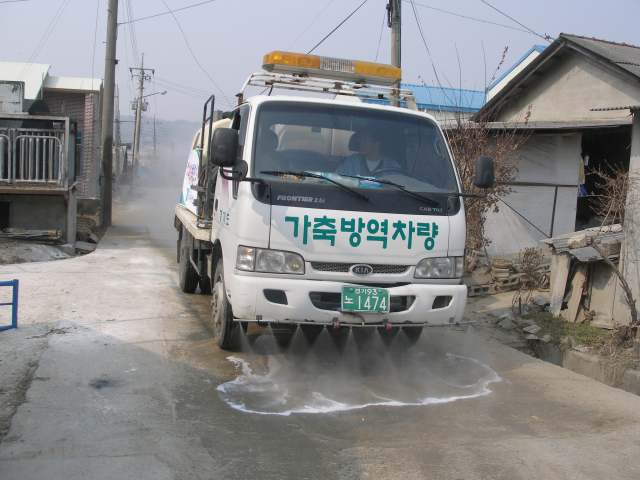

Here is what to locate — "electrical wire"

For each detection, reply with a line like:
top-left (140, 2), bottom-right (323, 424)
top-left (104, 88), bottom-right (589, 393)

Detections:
top-left (374, 8), bottom-right (386, 62)
top-left (125, 0), bottom-right (140, 66)
top-left (308, 0), bottom-right (369, 54)
top-left (407, 1), bottom-right (529, 34)
top-left (118, 0), bottom-right (217, 25)
top-left (17, 0), bottom-right (70, 80)
top-left (408, 0), bottom-right (447, 97)
top-left (160, 0), bottom-right (232, 107)
top-left (480, 0), bottom-right (551, 42)
top-left (286, 0), bottom-right (335, 51)
top-left (91, 0), bottom-right (100, 92)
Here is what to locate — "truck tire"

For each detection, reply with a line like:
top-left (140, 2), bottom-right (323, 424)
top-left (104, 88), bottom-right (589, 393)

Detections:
top-left (212, 258), bottom-right (240, 350)
top-left (178, 231), bottom-right (199, 293)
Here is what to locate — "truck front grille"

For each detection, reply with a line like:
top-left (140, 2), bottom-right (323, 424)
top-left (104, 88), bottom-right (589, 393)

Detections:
top-left (310, 262), bottom-right (409, 274)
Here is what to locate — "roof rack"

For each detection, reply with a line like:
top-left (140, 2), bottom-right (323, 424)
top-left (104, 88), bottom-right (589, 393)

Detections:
top-left (236, 73), bottom-right (418, 111)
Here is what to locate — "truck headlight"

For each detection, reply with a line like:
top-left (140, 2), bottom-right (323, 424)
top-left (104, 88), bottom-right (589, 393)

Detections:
top-left (236, 246), bottom-right (256, 271)
top-left (236, 246), bottom-right (305, 274)
top-left (414, 257), bottom-right (463, 278)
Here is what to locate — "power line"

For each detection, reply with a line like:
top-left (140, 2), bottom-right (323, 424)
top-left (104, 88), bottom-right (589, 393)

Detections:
top-left (308, 0), bottom-right (369, 54)
top-left (91, 0), bottom-right (100, 92)
top-left (160, 0), bottom-right (232, 107)
top-left (480, 0), bottom-right (551, 42)
top-left (154, 76), bottom-right (212, 96)
top-left (287, 0), bottom-right (335, 51)
top-left (118, 0), bottom-right (217, 25)
top-left (408, 1), bottom-right (444, 92)
top-left (18, 0), bottom-right (70, 80)
top-left (374, 8), bottom-right (385, 62)
top-left (125, 0), bottom-right (140, 66)
top-left (407, 1), bottom-right (529, 34)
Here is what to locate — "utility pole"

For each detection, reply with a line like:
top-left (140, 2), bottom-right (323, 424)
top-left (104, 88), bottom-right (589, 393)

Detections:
top-left (130, 54), bottom-right (153, 193)
top-left (153, 114), bottom-right (156, 184)
top-left (114, 85), bottom-right (121, 196)
top-left (388, 0), bottom-right (401, 107)
top-left (99, 0), bottom-right (118, 227)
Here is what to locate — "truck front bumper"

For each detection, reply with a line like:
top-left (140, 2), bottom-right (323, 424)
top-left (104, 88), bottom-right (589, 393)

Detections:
top-left (227, 272), bottom-right (467, 326)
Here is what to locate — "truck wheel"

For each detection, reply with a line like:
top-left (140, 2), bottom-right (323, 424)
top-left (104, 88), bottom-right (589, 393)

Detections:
top-left (212, 258), bottom-right (240, 350)
top-left (199, 276), bottom-right (211, 295)
top-left (403, 326), bottom-right (423, 346)
top-left (178, 231), bottom-right (199, 293)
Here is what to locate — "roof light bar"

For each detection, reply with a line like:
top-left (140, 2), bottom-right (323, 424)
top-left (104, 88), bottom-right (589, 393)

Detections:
top-left (262, 51), bottom-right (401, 86)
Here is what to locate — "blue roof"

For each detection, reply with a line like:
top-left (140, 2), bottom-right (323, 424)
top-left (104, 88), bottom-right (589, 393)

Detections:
top-left (362, 83), bottom-right (485, 113)
top-left (488, 45), bottom-right (547, 91)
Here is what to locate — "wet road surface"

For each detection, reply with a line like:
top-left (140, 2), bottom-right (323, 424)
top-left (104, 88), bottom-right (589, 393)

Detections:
top-left (1, 186), bottom-right (640, 479)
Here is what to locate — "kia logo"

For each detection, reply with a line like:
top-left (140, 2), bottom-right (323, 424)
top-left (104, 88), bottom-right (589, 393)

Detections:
top-left (350, 264), bottom-right (373, 275)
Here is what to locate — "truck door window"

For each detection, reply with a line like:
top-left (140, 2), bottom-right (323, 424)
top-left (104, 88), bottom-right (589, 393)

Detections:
top-left (231, 105), bottom-right (250, 199)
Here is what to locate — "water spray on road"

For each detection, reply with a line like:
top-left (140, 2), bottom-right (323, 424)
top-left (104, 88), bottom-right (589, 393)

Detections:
top-left (217, 326), bottom-right (501, 415)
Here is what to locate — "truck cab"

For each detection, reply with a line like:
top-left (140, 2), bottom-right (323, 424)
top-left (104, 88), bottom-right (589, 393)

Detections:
top-left (175, 51), bottom-right (494, 350)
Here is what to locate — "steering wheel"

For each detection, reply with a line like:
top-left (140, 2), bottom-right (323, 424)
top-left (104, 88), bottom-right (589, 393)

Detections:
top-left (372, 167), bottom-right (406, 176)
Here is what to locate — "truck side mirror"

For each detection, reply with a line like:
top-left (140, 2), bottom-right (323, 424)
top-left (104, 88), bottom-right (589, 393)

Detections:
top-left (475, 156), bottom-right (495, 189)
top-left (210, 128), bottom-right (238, 168)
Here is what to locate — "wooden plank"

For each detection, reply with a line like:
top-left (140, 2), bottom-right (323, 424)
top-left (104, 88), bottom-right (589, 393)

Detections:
top-left (549, 252), bottom-right (571, 316)
top-left (566, 264), bottom-right (588, 323)
top-left (549, 250), bottom-right (559, 296)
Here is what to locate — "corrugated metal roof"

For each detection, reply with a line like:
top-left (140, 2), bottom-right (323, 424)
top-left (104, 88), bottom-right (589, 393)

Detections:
top-left (43, 76), bottom-right (102, 93)
top-left (0, 62), bottom-right (50, 99)
top-left (362, 83), bottom-right (485, 113)
top-left (563, 34), bottom-right (640, 78)
top-left (488, 45), bottom-right (547, 91)
top-left (484, 118), bottom-right (632, 130)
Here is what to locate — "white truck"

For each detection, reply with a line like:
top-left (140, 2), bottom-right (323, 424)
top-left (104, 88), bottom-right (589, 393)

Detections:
top-left (174, 51), bottom-right (494, 350)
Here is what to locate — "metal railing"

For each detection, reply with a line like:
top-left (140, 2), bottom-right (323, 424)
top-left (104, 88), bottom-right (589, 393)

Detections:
top-left (0, 279), bottom-right (19, 331)
top-left (0, 114), bottom-right (70, 187)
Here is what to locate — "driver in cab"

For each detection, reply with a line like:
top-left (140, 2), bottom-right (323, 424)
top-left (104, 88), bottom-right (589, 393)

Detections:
top-left (335, 128), bottom-right (402, 177)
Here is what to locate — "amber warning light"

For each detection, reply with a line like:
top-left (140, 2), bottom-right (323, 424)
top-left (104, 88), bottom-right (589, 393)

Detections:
top-left (262, 51), bottom-right (401, 86)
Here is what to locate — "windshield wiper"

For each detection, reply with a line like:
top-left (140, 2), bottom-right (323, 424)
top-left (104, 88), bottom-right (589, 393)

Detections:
top-left (336, 174), bottom-right (439, 207)
top-left (260, 171), bottom-right (369, 202)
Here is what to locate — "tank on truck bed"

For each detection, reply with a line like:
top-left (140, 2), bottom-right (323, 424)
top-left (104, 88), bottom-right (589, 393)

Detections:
top-left (173, 51), bottom-right (494, 350)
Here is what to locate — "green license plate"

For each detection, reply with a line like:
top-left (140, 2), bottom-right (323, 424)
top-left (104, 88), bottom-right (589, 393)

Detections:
top-left (341, 286), bottom-right (390, 313)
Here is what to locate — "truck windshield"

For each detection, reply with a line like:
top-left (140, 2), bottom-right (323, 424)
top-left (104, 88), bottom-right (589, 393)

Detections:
top-left (253, 102), bottom-right (458, 193)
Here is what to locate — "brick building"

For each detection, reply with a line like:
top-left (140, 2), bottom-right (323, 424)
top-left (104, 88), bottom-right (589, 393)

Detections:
top-left (0, 63), bottom-right (102, 198)
top-left (43, 77), bottom-right (102, 197)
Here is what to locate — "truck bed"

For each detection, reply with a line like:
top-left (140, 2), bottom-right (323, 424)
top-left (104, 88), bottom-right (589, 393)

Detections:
top-left (174, 204), bottom-right (211, 241)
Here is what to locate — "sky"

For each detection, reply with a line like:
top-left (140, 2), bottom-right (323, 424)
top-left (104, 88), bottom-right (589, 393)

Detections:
top-left (3, 0), bottom-right (640, 133)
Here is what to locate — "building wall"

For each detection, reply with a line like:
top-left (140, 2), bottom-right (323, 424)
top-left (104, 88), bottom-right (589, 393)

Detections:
top-left (42, 90), bottom-right (100, 198)
top-left (484, 133), bottom-right (581, 255)
top-left (0, 194), bottom-right (67, 231)
top-left (496, 52), bottom-right (640, 124)
top-left (82, 93), bottom-right (100, 197)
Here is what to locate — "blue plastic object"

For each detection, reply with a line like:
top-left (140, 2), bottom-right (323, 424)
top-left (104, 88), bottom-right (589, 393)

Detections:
top-left (0, 279), bottom-right (19, 331)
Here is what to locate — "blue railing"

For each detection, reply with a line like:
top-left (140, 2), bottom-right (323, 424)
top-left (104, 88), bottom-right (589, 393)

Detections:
top-left (0, 279), bottom-right (19, 331)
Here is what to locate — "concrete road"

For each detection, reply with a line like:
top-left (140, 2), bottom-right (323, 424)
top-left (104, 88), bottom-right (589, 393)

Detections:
top-left (1, 187), bottom-right (640, 480)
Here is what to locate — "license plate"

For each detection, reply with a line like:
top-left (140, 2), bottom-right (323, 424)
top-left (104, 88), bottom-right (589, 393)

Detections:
top-left (341, 286), bottom-right (390, 313)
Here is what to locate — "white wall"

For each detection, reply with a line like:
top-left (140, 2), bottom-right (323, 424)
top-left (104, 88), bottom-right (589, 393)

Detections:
top-left (483, 133), bottom-right (581, 255)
